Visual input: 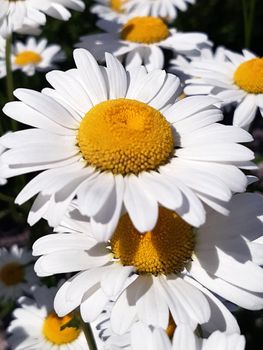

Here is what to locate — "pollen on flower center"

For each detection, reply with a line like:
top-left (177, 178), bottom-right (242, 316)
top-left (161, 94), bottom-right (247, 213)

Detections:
top-left (42, 312), bottom-right (80, 345)
top-left (14, 51), bottom-right (42, 66)
top-left (78, 98), bottom-right (174, 175)
top-left (111, 207), bottom-right (195, 275)
top-left (234, 57), bottom-right (263, 94)
top-left (120, 16), bottom-right (169, 44)
top-left (110, 0), bottom-right (124, 12)
top-left (0, 262), bottom-right (25, 286)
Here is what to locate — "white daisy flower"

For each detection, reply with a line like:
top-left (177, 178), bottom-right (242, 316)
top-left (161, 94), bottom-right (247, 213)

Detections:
top-left (0, 245), bottom-right (36, 302)
top-left (0, 0), bottom-right (85, 37)
top-left (33, 192), bottom-right (263, 335)
top-left (130, 323), bottom-right (245, 350)
top-left (0, 35), bottom-right (6, 78)
top-left (8, 285), bottom-right (87, 350)
top-left (169, 46), bottom-right (226, 85)
top-left (12, 37), bottom-right (64, 77)
top-left (76, 17), bottom-right (210, 71)
top-left (0, 136), bottom-right (8, 185)
top-left (183, 49), bottom-right (263, 129)
top-left (96, 311), bottom-right (246, 350)
top-left (124, 0), bottom-right (196, 23)
top-left (1, 49), bottom-right (253, 237)
top-left (91, 0), bottom-right (129, 23)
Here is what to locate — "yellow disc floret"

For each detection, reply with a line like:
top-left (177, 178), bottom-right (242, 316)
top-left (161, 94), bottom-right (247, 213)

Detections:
top-left (43, 312), bottom-right (80, 345)
top-left (120, 16), bottom-right (169, 44)
top-left (110, 0), bottom-right (124, 12)
top-left (0, 262), bottom-right (25, 286)
top-left (111, 207), bottom-right (194, 275)
top-left (78, 98), bottom-right (174, 175)
top-left (234, 57), bottom-right (263, 94)
top-left (15, 51), bottom-right (42, 66)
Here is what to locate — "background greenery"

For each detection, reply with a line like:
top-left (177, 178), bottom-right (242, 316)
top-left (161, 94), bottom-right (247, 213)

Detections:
top-left (0, 0), bottom-right (263, 349)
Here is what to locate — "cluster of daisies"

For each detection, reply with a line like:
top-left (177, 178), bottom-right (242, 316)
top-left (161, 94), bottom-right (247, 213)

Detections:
top-left (0, 0), bottom-right (262, 349)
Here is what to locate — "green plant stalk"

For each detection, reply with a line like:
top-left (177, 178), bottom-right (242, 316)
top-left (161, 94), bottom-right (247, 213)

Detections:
top-left (242, 0), bottom-right (256, 48)
top-left (80, 319), bottom-right (98, 350)
top-left (5, 34), bottom-right (17, 131)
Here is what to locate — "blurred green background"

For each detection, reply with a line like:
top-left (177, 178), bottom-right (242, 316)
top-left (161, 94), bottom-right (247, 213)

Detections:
top-left (0, 0), bottom-right (263, 349)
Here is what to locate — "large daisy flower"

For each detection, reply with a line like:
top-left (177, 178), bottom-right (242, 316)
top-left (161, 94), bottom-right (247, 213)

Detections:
top-left (8, 285), bottom-right (87, 350)
top-left (0, 245), bottom-right (36, 302)
top-left (124, 0), bottom-right (196, 22)
top-left (33, 193), bottom-right (263, 335)
top-left (0, 0), bottom-right (85, 37)
top-left (1, 49), bottom-right (253, 238)
top-left (182, 49), bottom-right (263, 129)
top-left (76, 18), bottom-right (210, 71)
top-left (12, 37), bottom-right (64, 77)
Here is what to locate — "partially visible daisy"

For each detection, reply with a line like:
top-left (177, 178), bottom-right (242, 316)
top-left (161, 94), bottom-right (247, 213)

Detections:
top-left (8, 285), bottom-right (87, 350)
top-left (0, 36), bottom-right (6, 78)
top-left (1, 50), bottom-right (253, 237)
top-left (0, 0), bottom-right (85, 37)
top-left (96, 312), bottom-right (245, 350)
top-left (0, 245), bottom-right (36, 302)
top-left (169, 46), bottom-right (226, 86)
top-left (33, 192), bottom-right (263, 335)
top-left (76, 17), bottom-right (210, 71)
top-left (124, 0), bottom-right (196, 23)
top-left (130, 323), bottom-right (245, 350)
top-left (183, 49), bottom-right (263, 129)
top-left (91, 0), bottom-right (129, 23)
top-left (0, 136), bottom-right (8, 185)
top-left (12, 37), bottom-right (64, 76)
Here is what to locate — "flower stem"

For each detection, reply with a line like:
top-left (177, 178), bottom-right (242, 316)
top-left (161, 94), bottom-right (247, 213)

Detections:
top-left (5, 35), bottom-right (14, 101)
top-left (242, 0), bottom-right (256, 48)
top-left (5, 34), bottom-right (17, 131)
top-left (80, 319), bottom-right (98, 350)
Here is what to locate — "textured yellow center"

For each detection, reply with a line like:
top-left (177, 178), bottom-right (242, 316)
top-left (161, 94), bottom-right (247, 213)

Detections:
top-left (43, 313), bottom-right (80, 345)
top-left (111, 207), bottom-right (194, 275)
top-left (166, 314), bottom-right (176, 338)
top-left (78, 99), bottom-right (173, 175)
top-left (110, 0), bottom-right (124, 12)
top-left (120, 16), bottom-right (169, 44)
top-left (0, 262), bottom-right (24, 286)
top-left (15, 51), bottom-right (42, 66)
top-left (234, 58), bottom-right (263, 94)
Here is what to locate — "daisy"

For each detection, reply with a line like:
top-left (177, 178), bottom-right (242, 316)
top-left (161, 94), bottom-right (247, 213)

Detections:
top-left (12, 37), bottom-right (64, 77)
top-left (183, 48), bottom-right (263, 129)
top-left (8, 285), bottom-right (87, 350)
top-left (169, 46), bottom-right (226, 86)
top-left (0, 0), bottom-right (85, 37)
top-left (76, 17), bottom-right (210, 71)
top-left (0, 245), bottom-right (36, 302)
top-left (33, 192), bottom-right (263, 335)
top-left (130, 323), bottom-right (245, 350)
top-left (1, 50), bottom-right (253, 238)
top-left (124, 0), bottom-right (196, 23)
top-left (0, 137), bottom-right (8, 185)
top-left (0, 35), bottom-right (6, 78)
top-left (91, 0), bottom-right (129, 23)
top-left (96, 312), bottom-right (246, 350)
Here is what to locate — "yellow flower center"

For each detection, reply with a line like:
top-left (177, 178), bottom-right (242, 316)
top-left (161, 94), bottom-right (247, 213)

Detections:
top-left (110, 0), bottom-right (124, 12)
top-left (120, 16), bottom-right (169, 44)
top-left (111, 207), bottom-right (194, 275)
top-left (234, 57), bottom-right (263, 94)
top-left (14, 51), bottom-right (42, 66)
top-left (78, 99), bottom-right (174, 175)
top-left (0, 262), bottom-right (25, 286)
top-left (42, 313), bottom-right (80, 345)
top-left (166, 313), bottom-right (176, 338)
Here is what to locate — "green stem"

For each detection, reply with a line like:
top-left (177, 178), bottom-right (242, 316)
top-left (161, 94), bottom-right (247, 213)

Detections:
top-left (80, 319), bottom-right (98, 350)
top-left (242, 0), bottom-right (256, 48)
top-left (5, 34), bottom-right (17, 131)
